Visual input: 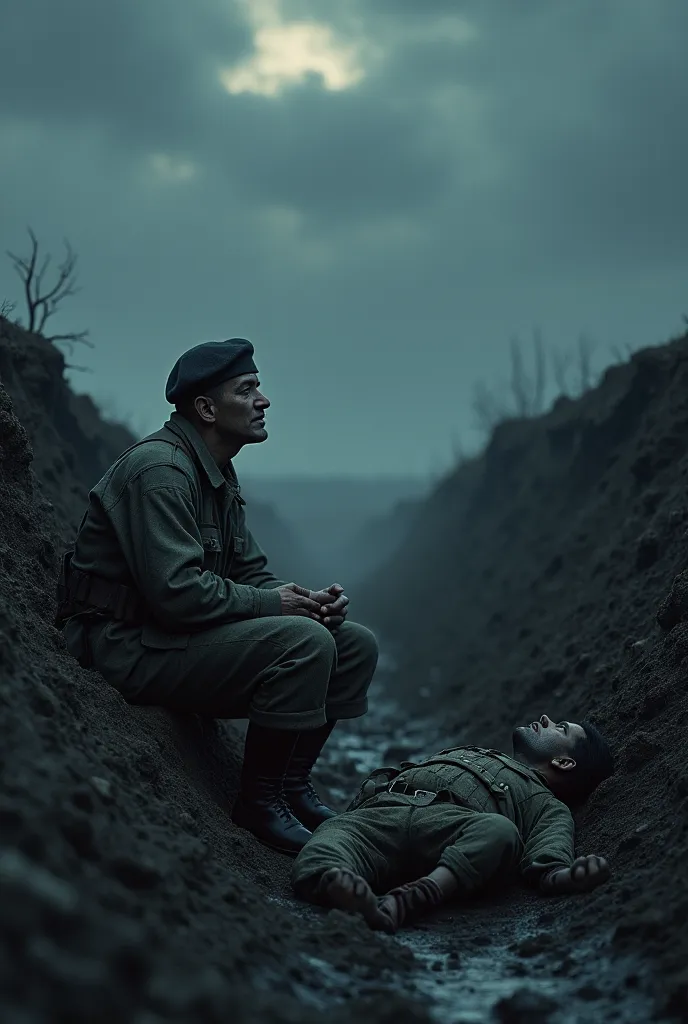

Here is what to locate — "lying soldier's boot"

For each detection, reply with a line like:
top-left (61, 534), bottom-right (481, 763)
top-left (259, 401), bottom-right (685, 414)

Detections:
top-left (313, 867), bottom-right (392, 931)
top-left (231, 723), bottom-right (312, 855)
top-left (377, 876), bottom-right (445, 932)
top-left (283, 722), bottom-right (338, 831)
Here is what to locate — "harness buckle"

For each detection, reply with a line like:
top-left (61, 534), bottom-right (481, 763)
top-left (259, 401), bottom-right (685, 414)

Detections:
top-left (388, 780), bottom-right (437, 800)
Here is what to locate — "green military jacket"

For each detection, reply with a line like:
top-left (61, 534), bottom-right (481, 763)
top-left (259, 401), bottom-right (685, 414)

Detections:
top-left (350, 745), bottom-right (575, 884)
top-left (67, 413), bottom-right (286, 645)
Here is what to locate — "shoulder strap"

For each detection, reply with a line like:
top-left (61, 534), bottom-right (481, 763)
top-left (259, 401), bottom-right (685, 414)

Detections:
top-left (111, 422), bottom-right (214, 522)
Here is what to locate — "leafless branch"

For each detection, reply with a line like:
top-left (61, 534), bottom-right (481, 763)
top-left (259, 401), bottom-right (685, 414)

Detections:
top-left (64, 363), bottom-right (93, 374)
top-left (6, 227), bottom-right (90, 346)
top-left (532, 327), bottom-right (546, 414)
top-left (0, 298), bottom-right (16, 319)
top-left (509, 335), bottom-right (527, 417)
top-left (472, 379), bottom-right (508, 436)
top-left (609, 342), bottom-right (632, 364)
top-left (552, 348), bottom-right (572, 395)
top-left (576, 333), bottom-right (596, 393)
top-left (508, 329), bottom-right (547, 418)
top-left (47, 331), bottom-right (93, 350)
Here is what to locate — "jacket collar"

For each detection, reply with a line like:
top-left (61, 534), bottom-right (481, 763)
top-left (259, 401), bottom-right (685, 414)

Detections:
top-left (166, 412), bottom-right (230, 491)
top-left (437, 746), bottom-right (552, 788)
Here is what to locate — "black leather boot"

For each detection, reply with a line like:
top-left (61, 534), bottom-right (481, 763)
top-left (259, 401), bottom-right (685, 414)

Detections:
top-left (231, 723), bottom-right (312, 855)
top-left (283, 722), bottom-right (338, 831)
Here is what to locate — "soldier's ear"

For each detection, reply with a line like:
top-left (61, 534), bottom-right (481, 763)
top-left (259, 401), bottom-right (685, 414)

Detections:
top-left (195, 395), bottom-right (217, 424)
top-left (550, 756), bottom-right (576, 772)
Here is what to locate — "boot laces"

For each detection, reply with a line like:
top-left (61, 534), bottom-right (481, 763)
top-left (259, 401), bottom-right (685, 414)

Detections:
top-left (275, 794), bottom-right (297, 822)
top-left (285, 776), bottom-right (322, 807)
top-left (303, 779), bottom-right (321, 804)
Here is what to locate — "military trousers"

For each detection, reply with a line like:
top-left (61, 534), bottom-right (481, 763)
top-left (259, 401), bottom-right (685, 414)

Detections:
top-left (71, 615), bottom-right (378, 730)
top-left (292, 793), bottom-right (523, 897)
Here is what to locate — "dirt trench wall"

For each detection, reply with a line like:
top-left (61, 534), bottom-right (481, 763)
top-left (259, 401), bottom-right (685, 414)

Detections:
top-left (0, 319), bottom-right (136, 543)
top-left (357, 332), bottom-right (688, 1017)
top-left (0, 333), bottom-right (422, 1022)
top-left (0, 379), bottom-right (282, 1020)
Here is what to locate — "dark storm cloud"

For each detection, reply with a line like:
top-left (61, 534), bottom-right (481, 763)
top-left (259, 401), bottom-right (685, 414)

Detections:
top-left (1, 0), bottom-right (687, 475)
top-left (0, 0), bottom-right (250, 149)
top-left (0, 0), bottom-right (451, 222)
top-left (222, 87), bottom-right (452, 219)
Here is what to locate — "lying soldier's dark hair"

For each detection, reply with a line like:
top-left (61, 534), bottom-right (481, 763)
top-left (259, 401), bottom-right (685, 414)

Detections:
top-left (563, 720), bottom-right (615, 804)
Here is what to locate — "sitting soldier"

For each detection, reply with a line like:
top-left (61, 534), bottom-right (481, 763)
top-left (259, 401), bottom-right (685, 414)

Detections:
top-left (291, 713), bottom-right (614, 932)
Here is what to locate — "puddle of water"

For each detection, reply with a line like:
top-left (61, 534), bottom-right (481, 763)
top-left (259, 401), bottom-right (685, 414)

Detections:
top-left (399, 921), bottom-right (654, 1024)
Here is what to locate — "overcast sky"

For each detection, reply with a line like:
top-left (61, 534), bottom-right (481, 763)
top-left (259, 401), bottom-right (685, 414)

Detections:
top-left (1, 0), bottom-right (687, 477)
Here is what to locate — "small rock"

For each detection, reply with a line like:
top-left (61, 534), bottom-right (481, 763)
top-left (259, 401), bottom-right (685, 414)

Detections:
top-left (89, 776), bottom-right (114, 802)
top-left (624, 637), bottom-right (650, 658)
top-left (493, 988), bottom-right (557, 1023)
top-left (178, 811), bottom-right (198, 833)
top-left (657, 569), bottom-right (688, 631)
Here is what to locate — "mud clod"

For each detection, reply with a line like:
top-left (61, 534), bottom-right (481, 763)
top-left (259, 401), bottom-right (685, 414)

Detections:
top-left (493, 988), bottom-right (557, 1023)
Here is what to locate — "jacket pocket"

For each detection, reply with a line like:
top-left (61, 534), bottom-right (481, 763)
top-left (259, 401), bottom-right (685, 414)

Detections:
top-left (140, 623), bottom-right (190, 649)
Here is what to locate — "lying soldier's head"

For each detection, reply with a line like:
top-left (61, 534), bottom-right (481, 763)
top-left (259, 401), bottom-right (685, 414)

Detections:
top-left (512, 714), bottom-right (614, 805)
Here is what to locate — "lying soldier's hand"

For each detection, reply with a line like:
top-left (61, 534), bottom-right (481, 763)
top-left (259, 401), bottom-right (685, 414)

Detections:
top-left (313, 583), bottom-right (349, 630)
top-left (540, 855), bottom-right (610, 895)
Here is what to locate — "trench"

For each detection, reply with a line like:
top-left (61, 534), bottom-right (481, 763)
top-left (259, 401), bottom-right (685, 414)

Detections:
top-left (277, 657), bottom-right (658, 1024)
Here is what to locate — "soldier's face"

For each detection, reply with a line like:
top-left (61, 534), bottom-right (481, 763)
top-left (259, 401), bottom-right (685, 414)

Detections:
top-left (512, 714), bottom-right (586, 766)
top-left (215, 374), bottom-right (270, 444)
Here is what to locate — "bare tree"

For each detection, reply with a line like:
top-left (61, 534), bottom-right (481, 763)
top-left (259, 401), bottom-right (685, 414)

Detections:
top-left (531, 327), bottom-right (546, 415)
top-left (509, 335), bottom-right (529, 417)
top-left (576, 333), bottom-right (596, 393)
top-left (472, 379), bottom-right (508, 435)
top-left (508, 328), bottom-right (547, 418)
top-left (552, 347), bottom-right (573, 396)
top-left (0, 298), bottom-right (16, 318)
top-left (7, 228), bottom-right (92, 349)
top-left (609, 341), bottom-right (633, 364)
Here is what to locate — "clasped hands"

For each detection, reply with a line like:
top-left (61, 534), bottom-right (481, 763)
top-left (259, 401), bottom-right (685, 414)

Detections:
top-left (277, 582), bottom-right (349, 630)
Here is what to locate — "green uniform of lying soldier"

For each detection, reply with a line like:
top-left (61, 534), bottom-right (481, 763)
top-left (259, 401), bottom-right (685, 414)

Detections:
top-left (292, 714), bottom-right (614, 933)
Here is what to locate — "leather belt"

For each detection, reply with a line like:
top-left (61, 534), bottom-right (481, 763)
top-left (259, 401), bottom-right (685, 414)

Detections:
top-left (388, 780), bottom-right (437, 799)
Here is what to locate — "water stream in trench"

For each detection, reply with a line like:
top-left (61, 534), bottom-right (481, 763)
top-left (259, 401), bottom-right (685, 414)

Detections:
top-left (282, 658), bottom-right (659, 1024)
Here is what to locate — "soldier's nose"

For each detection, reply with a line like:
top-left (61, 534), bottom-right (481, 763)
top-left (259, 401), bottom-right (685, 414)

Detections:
top-left (540, 715), bottom-right (550, 728)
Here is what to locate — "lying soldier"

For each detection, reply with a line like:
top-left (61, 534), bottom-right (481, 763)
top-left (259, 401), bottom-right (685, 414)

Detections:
top-left (291, 713), bottom-right (614, 932)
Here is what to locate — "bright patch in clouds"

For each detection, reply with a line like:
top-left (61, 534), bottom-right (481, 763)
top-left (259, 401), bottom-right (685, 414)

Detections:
top-left (221, 0), bottom-right (364, 97)
top-left (149, 153), bottom-right (197, 182)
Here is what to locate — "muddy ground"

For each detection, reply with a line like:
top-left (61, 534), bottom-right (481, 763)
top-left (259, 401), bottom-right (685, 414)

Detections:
top-left (1, 319), bottom-right (687, 1022)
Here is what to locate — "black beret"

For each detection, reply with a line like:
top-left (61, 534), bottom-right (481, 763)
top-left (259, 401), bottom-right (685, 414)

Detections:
top-left (165, 338), bottom-right (258, 404)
